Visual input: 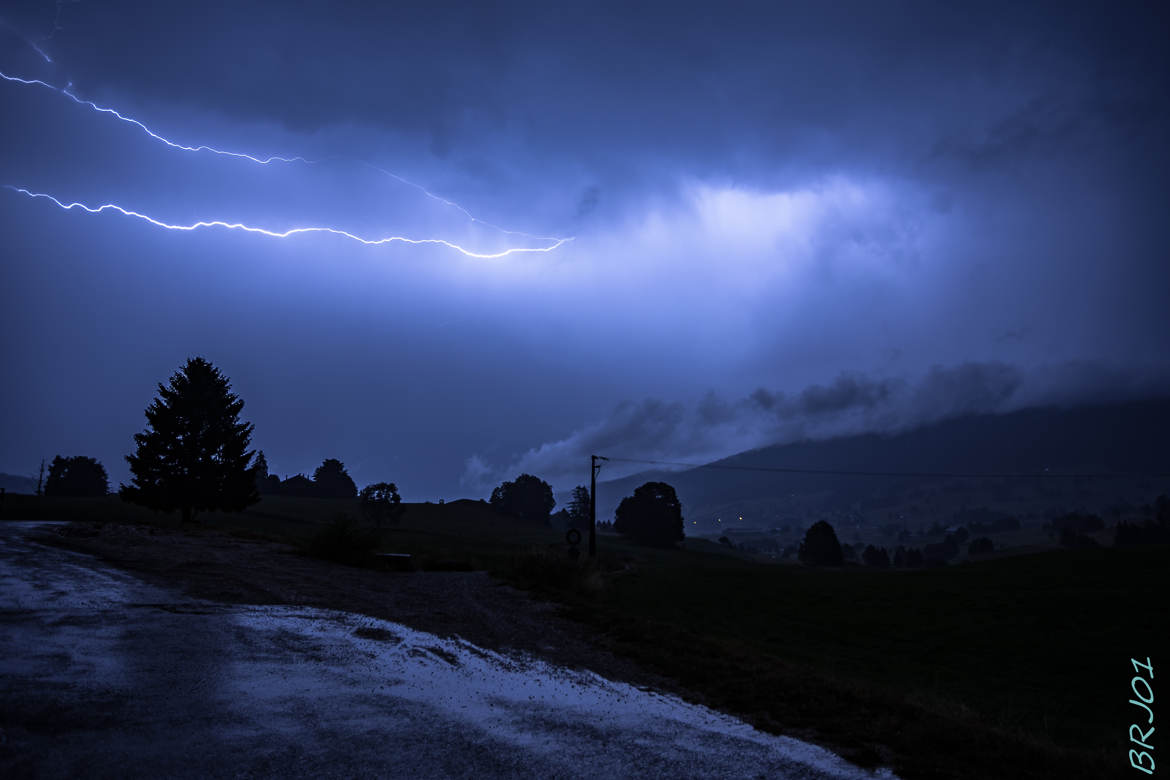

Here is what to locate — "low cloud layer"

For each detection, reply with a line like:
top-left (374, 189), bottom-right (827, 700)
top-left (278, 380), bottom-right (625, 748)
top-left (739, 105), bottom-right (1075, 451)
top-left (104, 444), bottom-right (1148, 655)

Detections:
top-left (464, 361), bottom-right (1169, 493)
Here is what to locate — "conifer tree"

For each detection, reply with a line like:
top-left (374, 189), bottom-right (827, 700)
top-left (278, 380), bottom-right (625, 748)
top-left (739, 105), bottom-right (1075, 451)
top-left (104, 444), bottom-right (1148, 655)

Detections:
top-left (121, 357), bottom-right (259, 522)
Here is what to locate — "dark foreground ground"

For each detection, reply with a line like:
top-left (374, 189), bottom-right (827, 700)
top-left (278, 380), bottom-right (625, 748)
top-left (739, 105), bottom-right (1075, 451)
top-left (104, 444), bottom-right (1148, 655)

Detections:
top-left (4, 494), bottom-right (1166, 780)
top-left (0, 521), bottom-right (894, 779)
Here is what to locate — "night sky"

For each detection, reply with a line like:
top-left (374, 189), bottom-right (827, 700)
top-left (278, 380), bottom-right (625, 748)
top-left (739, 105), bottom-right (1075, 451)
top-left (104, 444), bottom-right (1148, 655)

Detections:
top-left (2, 1), bottom-right (1168, 499)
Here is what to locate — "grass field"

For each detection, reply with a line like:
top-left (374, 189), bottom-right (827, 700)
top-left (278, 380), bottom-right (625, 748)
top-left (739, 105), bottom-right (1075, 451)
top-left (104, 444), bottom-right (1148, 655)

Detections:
top-left (3, 492), bottom-right (1165, 779)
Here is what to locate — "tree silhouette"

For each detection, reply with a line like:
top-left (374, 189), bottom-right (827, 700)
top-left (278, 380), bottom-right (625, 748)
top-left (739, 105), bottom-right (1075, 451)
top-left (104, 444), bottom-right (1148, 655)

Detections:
top-left (566, 485), bottom-right (591, 530)
top-left (360, 482), bottom-right (404, 527)
top-left (313, 458), bottom-right (357, 498)
top-left (798, 521), bottom-right (843, 566)
top-left (120, 357), bottom-right (259, 522)
top-left (253, 450), bottom-right (282, 494)
top-left (862, 544), bottom-right (890, 568)
top-left (44, 455), bottom-right (109, 497)
top-left (490, 474), bottom-right (555, 525)
top-left (614, 481), bottom-right (684, 547)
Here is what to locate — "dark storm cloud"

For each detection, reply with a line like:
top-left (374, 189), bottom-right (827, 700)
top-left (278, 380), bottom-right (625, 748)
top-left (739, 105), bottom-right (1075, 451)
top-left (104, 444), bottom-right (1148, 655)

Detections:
top-left (910, 363), bottom-right (1022, 421)
top-left (797, 375), bottom-right (896, 417)
top-left (42, 2), bottom-right (1167, 175)
top-left (3, 0), bottom-right (1169, 498)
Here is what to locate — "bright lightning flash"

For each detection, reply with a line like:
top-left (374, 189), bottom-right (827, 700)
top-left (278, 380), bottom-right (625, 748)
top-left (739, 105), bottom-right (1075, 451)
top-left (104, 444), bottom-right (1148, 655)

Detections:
top-left (1, 69), bottom-right (574, 250)
top-left (5, 186), bottom-right (574, 259)
top-left (0, 69), bottom-right (308, 164)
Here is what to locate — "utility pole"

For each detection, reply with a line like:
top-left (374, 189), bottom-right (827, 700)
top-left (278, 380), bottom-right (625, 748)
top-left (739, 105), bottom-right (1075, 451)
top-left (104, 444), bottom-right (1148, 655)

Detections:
top-left (589, 455), bottom-right (606, 558)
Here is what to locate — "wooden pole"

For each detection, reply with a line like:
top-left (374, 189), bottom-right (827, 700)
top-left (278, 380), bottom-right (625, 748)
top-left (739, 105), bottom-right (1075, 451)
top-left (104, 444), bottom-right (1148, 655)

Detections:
top-left (589, 455), bottom-right (597, 558)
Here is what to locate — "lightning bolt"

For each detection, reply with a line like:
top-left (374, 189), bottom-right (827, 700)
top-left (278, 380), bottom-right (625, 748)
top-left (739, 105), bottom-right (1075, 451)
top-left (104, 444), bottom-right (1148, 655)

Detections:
top-left (0, 69), bottom-right (309, 164)
top-left (5, 186), bottom-right (574, 259)
top-left (1, 68), bottom-right (574, 246)
top-left (363, 164), bottom-right (566, 243)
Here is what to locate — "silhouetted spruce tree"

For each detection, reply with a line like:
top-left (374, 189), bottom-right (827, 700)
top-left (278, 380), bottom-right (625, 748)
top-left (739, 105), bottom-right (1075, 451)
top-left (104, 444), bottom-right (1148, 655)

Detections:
top-left (566, 485), bottom-right (591, 530)
top-left (44, 455), bottom-right (109, 497)
top-left (798, 521), bottom-right (844, 566)
top-left (120, 357), bottom-right (259, 522)
top-left (490, 474), bottom-right (556, 525)
top-left (313, 458), bottom-right (358, 498)
top-left (613, 481), bottom-right (685, 547)
top-left (253, 450), bottom-right (282, 494)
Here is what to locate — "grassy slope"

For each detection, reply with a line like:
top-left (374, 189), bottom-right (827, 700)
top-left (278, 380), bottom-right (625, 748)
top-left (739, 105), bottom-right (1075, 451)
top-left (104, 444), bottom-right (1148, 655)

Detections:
top-left (554, 542), bottom-right (1169, 779)
top-left (5, 493), bottom-right (1165, 779)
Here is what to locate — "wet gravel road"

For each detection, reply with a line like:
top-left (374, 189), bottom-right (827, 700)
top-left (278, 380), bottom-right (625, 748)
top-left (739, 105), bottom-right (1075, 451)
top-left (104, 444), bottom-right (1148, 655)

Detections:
top-left (0, 522), bottom-right (896, 779)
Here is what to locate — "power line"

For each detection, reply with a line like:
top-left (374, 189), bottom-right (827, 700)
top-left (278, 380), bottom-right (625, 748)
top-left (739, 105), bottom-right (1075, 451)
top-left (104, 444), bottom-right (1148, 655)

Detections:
top-left (597, 455), bottom-right (1170, 481)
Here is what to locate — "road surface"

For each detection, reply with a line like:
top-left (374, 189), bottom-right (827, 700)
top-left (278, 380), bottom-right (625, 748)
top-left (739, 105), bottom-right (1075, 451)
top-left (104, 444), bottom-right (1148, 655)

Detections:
top-left (0, 522), bottom-right (896, 779)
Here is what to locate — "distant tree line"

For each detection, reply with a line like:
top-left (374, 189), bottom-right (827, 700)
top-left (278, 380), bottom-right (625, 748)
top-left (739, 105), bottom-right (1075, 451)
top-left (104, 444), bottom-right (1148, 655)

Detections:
top-left (793, 519), bottom-right (999, 568)
top-left (484, 474), bottom-right (687, 548)
top-left (33, 356), bottom-right (1170, 564)
top-left (110, 357), bottom-right (406, 524)
top-left (1115, 495), bottom-right (1170, 546)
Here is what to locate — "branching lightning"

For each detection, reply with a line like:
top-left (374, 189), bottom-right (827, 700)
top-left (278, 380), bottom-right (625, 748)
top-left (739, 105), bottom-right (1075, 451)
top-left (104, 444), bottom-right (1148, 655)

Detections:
top-left (0, 68), bottom-right (574, 251)
top-left (5, 186), bottom-right (574, 259)
top-left (363, 163), bottom-right (565, 243)
top-left (0, 69), bottom-right (309, 163)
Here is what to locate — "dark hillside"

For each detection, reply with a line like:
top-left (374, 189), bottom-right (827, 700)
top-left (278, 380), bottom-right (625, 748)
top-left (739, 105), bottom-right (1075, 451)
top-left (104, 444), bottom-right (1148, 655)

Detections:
top-left (596, 398), bottom-right (1170, 528)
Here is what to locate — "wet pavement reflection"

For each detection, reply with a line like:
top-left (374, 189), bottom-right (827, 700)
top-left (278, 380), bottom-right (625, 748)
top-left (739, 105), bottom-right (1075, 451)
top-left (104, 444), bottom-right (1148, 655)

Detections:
top-left (0, 522), bottom-right (896, 778)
